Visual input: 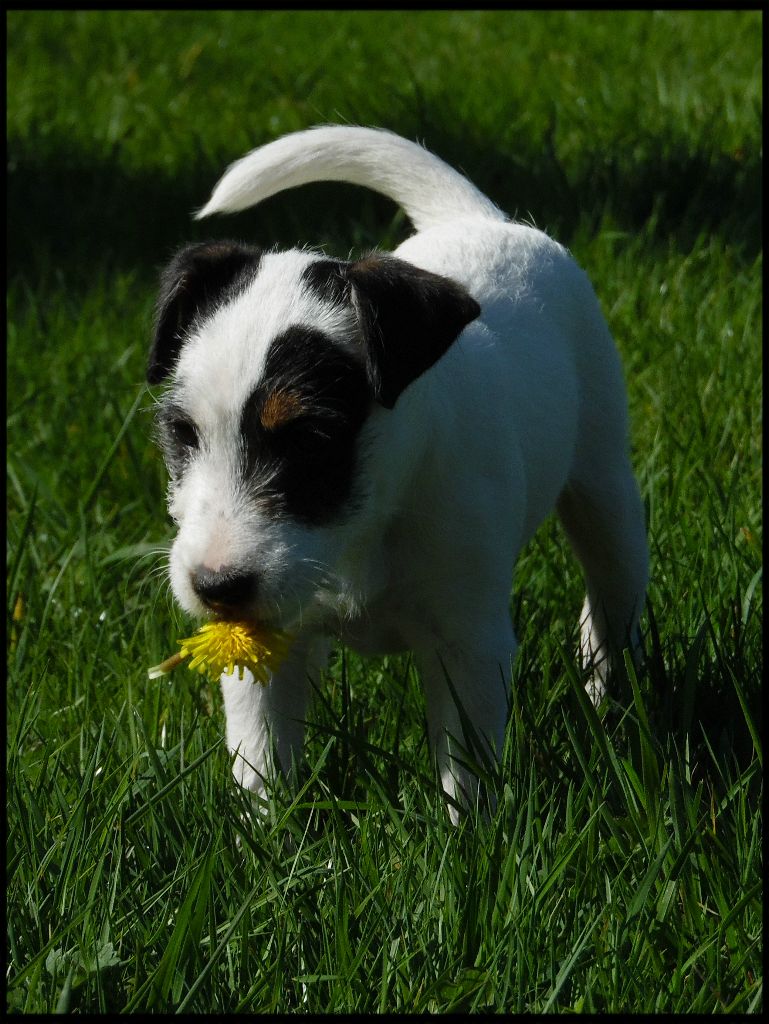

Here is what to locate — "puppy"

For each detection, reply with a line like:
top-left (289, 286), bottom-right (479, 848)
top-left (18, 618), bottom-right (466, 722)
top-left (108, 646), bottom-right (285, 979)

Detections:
top-left (148, 126), bottom-right (648, 818)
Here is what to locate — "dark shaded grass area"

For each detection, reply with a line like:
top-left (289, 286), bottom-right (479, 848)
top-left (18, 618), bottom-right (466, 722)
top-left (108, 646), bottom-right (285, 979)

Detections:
top-left (8, 123), bottom-right (760, 292)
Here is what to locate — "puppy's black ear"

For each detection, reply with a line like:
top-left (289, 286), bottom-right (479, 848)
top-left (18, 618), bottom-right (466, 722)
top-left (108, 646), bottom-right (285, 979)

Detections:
top-left (344, 254), bottom-right (481, 408)
top-left (148, 240), bottom-right (261, 384)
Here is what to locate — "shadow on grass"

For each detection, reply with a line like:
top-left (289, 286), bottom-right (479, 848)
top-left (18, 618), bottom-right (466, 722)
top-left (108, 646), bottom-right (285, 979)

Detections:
top-left (7, 123), bottom-right (761, 293)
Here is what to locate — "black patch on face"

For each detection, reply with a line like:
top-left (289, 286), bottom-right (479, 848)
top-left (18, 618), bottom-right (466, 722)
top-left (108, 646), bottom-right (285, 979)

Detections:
top-left (148, 240), bottom-right (262, 385)
top-left (239, 326), bottom-right (373, 525)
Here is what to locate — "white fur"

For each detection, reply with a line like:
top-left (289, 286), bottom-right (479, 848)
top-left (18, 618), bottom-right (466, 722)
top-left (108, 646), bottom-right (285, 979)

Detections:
top-left (195, 125), bottom-right (505, 229)
top-left (166, 126), bottom-right (649, 819)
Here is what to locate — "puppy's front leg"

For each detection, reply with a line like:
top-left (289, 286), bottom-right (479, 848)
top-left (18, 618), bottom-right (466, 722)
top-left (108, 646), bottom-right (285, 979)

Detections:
top-left (220, 636), bottom-right (328, 798)
top-left (415, 620), bottom-right (516, 822)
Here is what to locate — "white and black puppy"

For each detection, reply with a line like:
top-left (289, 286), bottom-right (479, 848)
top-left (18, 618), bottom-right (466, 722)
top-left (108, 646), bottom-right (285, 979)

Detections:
top-left (148, 126), bottom-right (648, 818)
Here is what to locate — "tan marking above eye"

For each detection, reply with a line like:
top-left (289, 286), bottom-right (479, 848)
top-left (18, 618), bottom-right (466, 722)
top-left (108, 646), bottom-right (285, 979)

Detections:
top-left (260, 389), bottom-right (305, 431)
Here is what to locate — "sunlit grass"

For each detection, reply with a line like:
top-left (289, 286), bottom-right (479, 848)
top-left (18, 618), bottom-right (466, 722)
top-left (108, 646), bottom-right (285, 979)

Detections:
top-left (7, 8), bottom-right (762, 1014)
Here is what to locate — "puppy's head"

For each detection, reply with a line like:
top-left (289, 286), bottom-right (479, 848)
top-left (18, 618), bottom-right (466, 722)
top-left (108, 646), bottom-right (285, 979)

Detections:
top-left (148, 240), bottom-right (479, 630)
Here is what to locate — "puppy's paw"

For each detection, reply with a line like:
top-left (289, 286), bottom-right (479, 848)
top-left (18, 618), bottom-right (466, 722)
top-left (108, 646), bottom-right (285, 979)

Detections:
top-left (231, 747), bottom-right (274, 796)
top-left (585, 673), bottom-right (608, 707)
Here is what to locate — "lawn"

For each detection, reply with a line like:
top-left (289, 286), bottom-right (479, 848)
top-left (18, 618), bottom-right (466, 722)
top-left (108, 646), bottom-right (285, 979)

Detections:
top-left (6, 9), bottom-right (762, 1014)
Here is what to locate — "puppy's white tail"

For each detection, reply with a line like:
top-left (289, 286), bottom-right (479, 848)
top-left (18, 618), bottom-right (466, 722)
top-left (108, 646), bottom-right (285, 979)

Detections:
top-left (195, 125), bottom-right (506, 231)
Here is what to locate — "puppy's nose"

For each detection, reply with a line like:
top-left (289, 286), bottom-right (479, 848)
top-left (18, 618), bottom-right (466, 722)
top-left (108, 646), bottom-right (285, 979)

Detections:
top-left (191, 566), bottom-right (257, 614)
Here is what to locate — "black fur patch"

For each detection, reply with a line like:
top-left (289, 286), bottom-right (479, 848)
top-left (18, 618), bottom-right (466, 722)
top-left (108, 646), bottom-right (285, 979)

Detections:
top-left (303, 254), bottom-right (481, 408)
top-left (302, 258), bottom-right (351, 308)
top-left (148, 240), bottom-right (262, 385)
top-left (239, 326), bottom-right (372, 525)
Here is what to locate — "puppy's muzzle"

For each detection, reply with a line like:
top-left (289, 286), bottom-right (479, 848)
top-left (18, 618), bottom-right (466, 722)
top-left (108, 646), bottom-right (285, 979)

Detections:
top-left (191, 565), bottom-right (258, 617)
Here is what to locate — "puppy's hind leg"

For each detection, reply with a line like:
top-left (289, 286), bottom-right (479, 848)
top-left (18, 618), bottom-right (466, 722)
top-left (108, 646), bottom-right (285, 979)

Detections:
top-left (556, 458), bottom-right (648, 704)
top-left (415, 616), bottom-right (515, 822)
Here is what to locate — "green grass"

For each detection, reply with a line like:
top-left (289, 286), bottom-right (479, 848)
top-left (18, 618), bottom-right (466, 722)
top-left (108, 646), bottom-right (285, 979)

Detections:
top-left (7, 9), bottom-right (762, 1014)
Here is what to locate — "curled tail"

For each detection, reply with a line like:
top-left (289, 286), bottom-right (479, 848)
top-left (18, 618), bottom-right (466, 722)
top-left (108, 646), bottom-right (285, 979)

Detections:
top-left (195, 125), bottom-right (506, 232)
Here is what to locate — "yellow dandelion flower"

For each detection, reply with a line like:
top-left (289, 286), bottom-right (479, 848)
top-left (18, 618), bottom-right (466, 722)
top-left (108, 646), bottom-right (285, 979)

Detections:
top-left (148, 621), bottom-right (291, 685)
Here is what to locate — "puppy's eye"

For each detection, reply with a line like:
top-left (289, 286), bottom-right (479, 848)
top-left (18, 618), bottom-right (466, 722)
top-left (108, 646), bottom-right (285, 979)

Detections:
top-left (169, 418), bottom-right (199, 451)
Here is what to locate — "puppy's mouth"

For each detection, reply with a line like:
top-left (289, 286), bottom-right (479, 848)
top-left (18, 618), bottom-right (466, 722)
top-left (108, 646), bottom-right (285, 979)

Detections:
top-left (201, 593), bottom-right (314, 635)
top-left (204, 602), bottom-right (279, 632)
